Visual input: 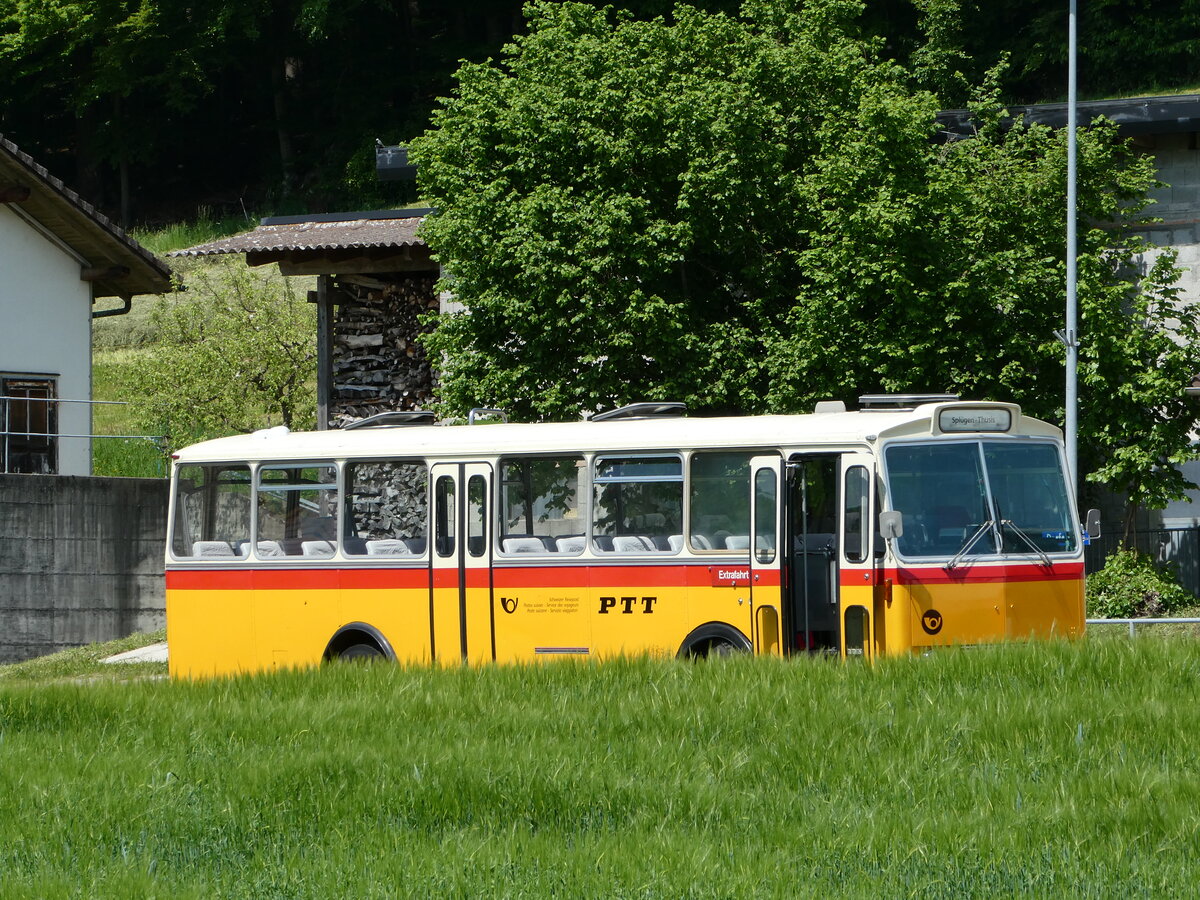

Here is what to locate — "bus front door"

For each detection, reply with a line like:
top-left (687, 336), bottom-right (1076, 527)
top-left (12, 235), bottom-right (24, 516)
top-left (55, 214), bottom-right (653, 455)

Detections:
top-left (787, 455), bottom-right (841, 654)
top-left (430, 462), bottom-right (495, 664)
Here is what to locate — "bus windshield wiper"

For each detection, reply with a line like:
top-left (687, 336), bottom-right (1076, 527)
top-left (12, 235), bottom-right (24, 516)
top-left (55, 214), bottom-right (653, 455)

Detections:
top-left (1000, 519), bottom-right (1053, 568)
top-left (945, 519), bottom-right (996, 571)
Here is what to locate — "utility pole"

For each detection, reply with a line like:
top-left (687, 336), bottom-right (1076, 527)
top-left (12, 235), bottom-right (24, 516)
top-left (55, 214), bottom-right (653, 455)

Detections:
top-left (1064, 0), bottom-right (1079, 493)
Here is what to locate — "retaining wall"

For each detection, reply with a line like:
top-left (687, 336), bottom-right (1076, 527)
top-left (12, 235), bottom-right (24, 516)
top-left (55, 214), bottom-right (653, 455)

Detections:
top-left (0, 473), bottom-right (167, 663)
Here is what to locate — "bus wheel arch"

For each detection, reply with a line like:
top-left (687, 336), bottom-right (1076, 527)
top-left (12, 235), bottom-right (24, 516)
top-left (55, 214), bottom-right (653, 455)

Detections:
top-left (323, 622), bottom-right (396, 663)
top-left (677, 623), bottom-right (752, 659)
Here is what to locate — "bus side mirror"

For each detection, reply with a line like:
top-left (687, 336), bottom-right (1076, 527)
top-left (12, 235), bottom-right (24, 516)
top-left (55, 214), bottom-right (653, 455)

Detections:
top-left (1084, 509), bottom-right (1101, 540)
top-left (879, 510), bottom-right (904, 540)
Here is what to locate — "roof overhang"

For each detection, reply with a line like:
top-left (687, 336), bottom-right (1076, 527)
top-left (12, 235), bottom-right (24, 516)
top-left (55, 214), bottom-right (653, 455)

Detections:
top-left (937, 93), bottom-right (1200, 141)
top-left (170, 208), bottom-right (437, 276)
top-left (0, 133), bottom-right (174, 297)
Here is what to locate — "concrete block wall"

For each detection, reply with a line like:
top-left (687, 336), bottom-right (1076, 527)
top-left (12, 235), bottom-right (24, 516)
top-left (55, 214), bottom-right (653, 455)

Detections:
top-left (0, 474), bottom-right (167, 663)
top-left (1142, 134), bottom-right (1200, 303)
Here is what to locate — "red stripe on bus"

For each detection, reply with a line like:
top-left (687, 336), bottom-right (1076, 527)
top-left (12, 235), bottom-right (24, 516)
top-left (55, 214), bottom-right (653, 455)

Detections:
top-left (166, 568), bottom-right (430, 591)
top-left (883, 562), bottom-right (1084, 585)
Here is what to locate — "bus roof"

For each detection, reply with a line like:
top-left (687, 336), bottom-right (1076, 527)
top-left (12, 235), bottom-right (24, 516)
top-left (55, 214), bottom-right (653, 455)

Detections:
top-left (172, 400), bottom-right (1063, 465)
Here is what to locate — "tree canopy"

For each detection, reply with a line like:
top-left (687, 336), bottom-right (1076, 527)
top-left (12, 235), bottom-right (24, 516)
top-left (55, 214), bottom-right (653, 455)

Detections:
top-left (411, 0), bottom-right (1200, 511)
top-left (0, 0), bottom-right (1197, 223)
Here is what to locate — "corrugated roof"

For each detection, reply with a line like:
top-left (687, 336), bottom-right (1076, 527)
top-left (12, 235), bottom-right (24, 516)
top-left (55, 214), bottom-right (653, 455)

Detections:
top-left (170, 212), bottom-right (427, 258)
top-left (0, 133), bottom-right (174, 297)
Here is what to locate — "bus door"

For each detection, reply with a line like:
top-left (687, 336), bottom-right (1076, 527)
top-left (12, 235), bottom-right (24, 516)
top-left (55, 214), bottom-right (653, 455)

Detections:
top-left (749, 456), bottom-right (785, 656)
top-left (787, 454), bottom-right (841, 655)
top-left (430, 462), bottom-right (495, 663)
top-left (839, 454), bottom-right (877, 660)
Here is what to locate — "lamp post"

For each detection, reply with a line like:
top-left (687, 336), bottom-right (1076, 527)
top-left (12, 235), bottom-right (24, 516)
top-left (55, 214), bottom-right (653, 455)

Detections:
top-left (1064, 0), bottom-right (1079, 493)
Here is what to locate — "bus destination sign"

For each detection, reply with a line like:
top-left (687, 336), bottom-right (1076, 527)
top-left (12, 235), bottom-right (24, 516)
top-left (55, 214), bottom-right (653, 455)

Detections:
top-left (938, 408), bottom-right (1012, 433)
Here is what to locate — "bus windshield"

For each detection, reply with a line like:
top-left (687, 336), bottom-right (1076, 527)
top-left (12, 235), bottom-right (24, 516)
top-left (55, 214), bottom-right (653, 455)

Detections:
top-left (884, 440), bottom-right (1077, 559)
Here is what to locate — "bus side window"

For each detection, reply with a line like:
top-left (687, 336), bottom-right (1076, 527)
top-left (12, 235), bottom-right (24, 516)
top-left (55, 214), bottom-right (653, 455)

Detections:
top-left (843, 465), bottom-right (869, 563)
top-left (256, 464), bottom-right (339, 558)
top-left (688, 452), bottom-right (754, 552)
top-left (592, 455), bottom-right (682, 553)
top-left (498, 456), bottom-right (584, 555)
top-left (343, 460), bottom-right (429, 557)
top-left (171, 463), bottom-right (251, 559)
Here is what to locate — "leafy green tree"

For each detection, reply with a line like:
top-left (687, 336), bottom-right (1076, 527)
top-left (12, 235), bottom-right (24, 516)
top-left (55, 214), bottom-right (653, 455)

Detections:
top-left (126, 262), bottom-right (316, 451)
top-left (412, 0), bottom-right (1200, 514)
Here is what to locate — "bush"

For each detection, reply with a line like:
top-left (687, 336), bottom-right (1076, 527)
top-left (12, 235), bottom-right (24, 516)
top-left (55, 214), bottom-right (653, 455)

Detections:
top-left (1086, 548), bottom-right (1194, 618)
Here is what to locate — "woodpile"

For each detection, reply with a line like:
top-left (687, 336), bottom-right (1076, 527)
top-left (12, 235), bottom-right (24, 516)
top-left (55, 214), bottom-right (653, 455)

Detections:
top-left (330, 274), bottom-right (438, 427)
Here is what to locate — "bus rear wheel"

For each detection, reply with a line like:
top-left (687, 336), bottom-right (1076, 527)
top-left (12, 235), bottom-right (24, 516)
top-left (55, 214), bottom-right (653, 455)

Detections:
top-left (337, 642), bottom-right (384, 662)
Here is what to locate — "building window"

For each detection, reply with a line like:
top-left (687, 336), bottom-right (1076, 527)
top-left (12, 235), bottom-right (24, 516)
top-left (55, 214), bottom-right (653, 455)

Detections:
top-left (1, 376), bottom-right (57, 474)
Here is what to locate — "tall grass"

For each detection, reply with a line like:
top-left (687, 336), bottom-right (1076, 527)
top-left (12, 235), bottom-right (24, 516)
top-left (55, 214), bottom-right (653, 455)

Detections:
top-left (1, 639), bottom-right (1198, 896)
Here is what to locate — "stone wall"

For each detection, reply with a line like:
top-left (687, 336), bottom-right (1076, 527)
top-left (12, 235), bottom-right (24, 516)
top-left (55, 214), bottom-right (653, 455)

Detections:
top-left (1139, 134), bottom-right (1200, 304)
top-left (330, 273), bottom-right (439, 427)
top-left (0, 474), bottom-right (167, 663)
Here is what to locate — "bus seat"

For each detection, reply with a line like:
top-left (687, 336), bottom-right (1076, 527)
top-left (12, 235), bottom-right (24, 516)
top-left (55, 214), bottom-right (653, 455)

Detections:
top-left (342, 537), bottom-right (368, 555)
top-left (502, 536), bottom-right (547, 554)
top-left (255, 541), bottom-right (285, 558)
top-left (668, 534), bottom-right (684, 552)
top-left (556, 535), bottom-right (585, 553)
top-left (612, 535), bottom-right (656, 553)
top-left (404, 537), bottom-right (427, 555)
top-left (302, 540), bottom-right (335, 558)
top-left (725, 535), bottom-right (750, 550)
top-left (689, 533), bottom-right (714, 550)
top-left (367, 539), bottom-right (412, 556)
top-left (592, 535), bottom-right (615, 552)
top-left (192, 540), bottom-right (235, 558)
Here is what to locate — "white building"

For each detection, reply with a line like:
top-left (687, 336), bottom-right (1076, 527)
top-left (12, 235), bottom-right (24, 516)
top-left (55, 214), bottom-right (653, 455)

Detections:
top-left (1, 135), bottom-right (172, 475)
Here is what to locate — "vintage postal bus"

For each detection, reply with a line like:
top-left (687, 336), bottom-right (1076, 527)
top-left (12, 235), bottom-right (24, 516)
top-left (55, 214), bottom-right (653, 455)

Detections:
top-left (164, 397), bottom-right (1090, 677)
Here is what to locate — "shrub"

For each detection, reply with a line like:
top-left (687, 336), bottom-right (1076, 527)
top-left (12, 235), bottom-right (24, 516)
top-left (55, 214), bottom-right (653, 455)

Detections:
top-left (1086, 548), bottom-right (1194, 618)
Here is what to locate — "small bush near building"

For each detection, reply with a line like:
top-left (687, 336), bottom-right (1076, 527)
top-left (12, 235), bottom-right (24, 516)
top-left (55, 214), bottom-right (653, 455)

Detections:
top-left (1086, 548), bottom-right (1194, 618)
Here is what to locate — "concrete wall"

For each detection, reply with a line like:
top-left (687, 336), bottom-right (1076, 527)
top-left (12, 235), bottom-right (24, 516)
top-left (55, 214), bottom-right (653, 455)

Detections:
top-left (0, 205), bottom-right (94, 476)
top-left (0, 473), bottom-right (166, 663)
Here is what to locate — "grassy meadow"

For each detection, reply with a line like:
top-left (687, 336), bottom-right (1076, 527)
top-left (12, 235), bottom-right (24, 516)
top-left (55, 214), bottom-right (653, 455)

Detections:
top-left (1, 638), bottom-right (1198, 897)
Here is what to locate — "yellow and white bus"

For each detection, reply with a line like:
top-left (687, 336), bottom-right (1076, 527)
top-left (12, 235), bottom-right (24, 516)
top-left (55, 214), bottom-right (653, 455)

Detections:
top-left (165, 397), bottom-right (1090, 677)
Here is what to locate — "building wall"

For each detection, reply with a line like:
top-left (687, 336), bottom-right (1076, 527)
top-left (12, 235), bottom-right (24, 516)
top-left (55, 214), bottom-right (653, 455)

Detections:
top-left (1140, 136), bottom-right (1200, 300)
top-left (0, 474), bottom-right (166, 663)
top-left (0, 204), bottom-right (93, 475)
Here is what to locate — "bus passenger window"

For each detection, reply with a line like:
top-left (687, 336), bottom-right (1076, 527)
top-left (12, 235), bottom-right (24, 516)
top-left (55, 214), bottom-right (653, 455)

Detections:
top-left (843, 466), bottom-right (869, 563)
top-left (171, 463), bottom-right (251, 558)
top-left (499, 456), bottom-right (583, 554)
top-left (256, 465), bottom-right (339, 558)
top-left (593, 456), bottom-right (682, 553)
top-left (343, 461), bottom-right (429, 557)
top-left (688, 452), bottom-right (754, 551)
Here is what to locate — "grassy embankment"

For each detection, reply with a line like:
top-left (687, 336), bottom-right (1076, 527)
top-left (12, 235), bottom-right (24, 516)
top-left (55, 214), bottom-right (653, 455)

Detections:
top-left (1, 637), bottom-right (1198, 897)
top-left (92, 215), bottom-right (307, 477)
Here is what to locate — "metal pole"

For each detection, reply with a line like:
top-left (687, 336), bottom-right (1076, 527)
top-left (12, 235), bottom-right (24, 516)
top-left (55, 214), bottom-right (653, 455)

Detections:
top-left (1065, 0), bottom-right (1079, 492)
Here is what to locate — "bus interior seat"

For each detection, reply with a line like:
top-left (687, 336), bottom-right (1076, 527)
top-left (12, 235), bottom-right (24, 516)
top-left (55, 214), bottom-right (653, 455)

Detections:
top-left (255, 540), bottom-right (285, 558)
top-left (667, 534), bottom-right (684, 552)
top-left (612, 535), bottom-right (656, 553)
top-left (192, 540), bottom-right (236, 558)
top-left (593, 535), bottom-right (615, 552)
top-left (367, 539), bottom-right (412, 556)
top-left (342, 537), bottom-right (368, 555)
top-left (689, 533), bottom-right (714, 550)
top-left (502, 536), bottom-right (548, 554)
top-left (556, 535), bottom-right (585, 553)
top-left (405, 537), bottom-right (427, 555)
top-left (724, 535), bottom-right (750, 550)
top-left (302, 540), bottom-right (335, 558)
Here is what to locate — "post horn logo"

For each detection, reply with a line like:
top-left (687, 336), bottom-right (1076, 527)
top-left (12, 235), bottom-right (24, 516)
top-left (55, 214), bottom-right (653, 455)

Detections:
top-left (921, 609), bottom-right (944, 635)
top-left (500, 596), bottom-right (519, 614)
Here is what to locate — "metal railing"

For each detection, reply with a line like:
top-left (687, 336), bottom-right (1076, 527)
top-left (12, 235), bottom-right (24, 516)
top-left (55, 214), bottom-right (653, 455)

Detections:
top-left (1087, 617), bottom-right (1200, 637)
top-left (2, 394), bottom-right (164, 475)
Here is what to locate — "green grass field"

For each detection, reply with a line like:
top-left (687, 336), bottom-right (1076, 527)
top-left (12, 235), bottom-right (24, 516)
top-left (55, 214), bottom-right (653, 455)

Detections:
top-left (1, 638), bottom-right (1198, 897)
